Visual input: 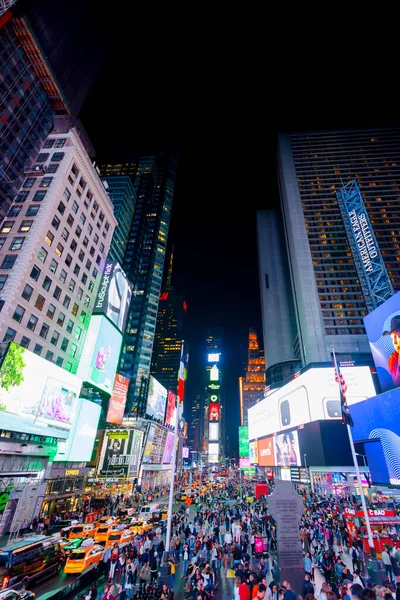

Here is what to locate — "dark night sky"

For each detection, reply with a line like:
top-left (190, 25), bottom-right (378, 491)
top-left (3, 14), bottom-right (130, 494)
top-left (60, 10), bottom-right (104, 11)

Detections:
top-left (76, 19), bottom-right (400, 453)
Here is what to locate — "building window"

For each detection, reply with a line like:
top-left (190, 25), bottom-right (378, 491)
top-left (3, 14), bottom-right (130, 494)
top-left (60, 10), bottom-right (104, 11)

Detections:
top-left (72, 201), bottom-right (79, 214)
top-left (51, 152), bottom-right (64, 162)
top-left (23, 178), bottom-right (35, 188)
top-left (100, 243), bottom-right (105, 253)
top-left (73, 264), bottom-right (80, 276)
top-left (75, 326), bottom-right (82, 340)
top-left (3, 328), bottom-right (16, 342)
top-left (61, 228), bottom-right (69, 241)
top-left (70, 239), bottom-right (77, 252)
top-left (59, 269), bottom-right (67, 283)
top-left (8, 206), bottom-right (21, 217)
top-left (78, 250), bottom-right (85, 262)
top-left (27, 315), bottom-right (38, 331)
top-left (69, 279), bottom-right (76, 292)
top-left (57, 312), bottom-right (65, 327)
top-left (65, 254), bottom-right (72, 267)
top-left (83, 236), bottom-right (89, 248)
top-left (42, 275), bottom-right (52, 291)
top-left (26, 205), bottom-right (40, 217)
top-left (94, 234), bottom-right (99, 244)
top-left (37, 246), bottom-right (48, 263)
top-left (33, 190), bottom-right (47, 202)
top-left (19, 220), bottom-right (33, 233)
top-left (54, 138), bottom-right (66, 148)
top-left (40, 177), bottom-right (53, 188)
top-left (49, 259), bottom-right (58, 274)
top-left (12, 304), bottom-right (25, 323)
top-left (71, 303), bottom-right (79, 316)
top-left (88, 224), bottom-right (93, 235)
top-left (1, 221), bottom-right (14, 233)
top-left (50, 331), bottom-right (59, 346)
top-left (35, 294), bottom-right (45, 311)
top-left (69, 343), bottom-right (77, 358)
top-left (46, 303), bottom-right (56, 319)
top-left (53, 285), bottom-right (62, 300)
top-left (80, 310), bottom-right (87, 324)
top-left (39, 323), bottom-right (49, 339)
top-left (67, 214), bottom-right (74, 227)
top-left (60, 337), bottom-right (69, 351)
top-left (96, 255), bottom-right (101, 266)
top-left (33, 343), bottom-right (43, 355)
top-left (65, 362), bottom-right (72, 372)
top-left (51, 215), bottom-right (60, 230)
top-left (84, 295), bottom-right (90, 307)
top-left (15, 191), bottom-right (29, 203)
top-left (56, 357), bottom-right (63, 367)
top-left (45, 350), bottom-right (54, 362)
top-left (56, 243), bottom-right (64, 257)
top-left (89, 246), bottom-right (95, 257)
top-left (30, 265), bottom-right (41, 281)
top-left (66, 319), bottom-right (74, 334)
top-left (22, 283), bottom-right (33, 300)
top-left (63, 295), bottom-right (71, 309)
top-left (0, 237), bottom-right (5, 249)
top-left (0, 274), bottom-right (8, 290)
top-left (85, 259), bottom-right (92, 271)
top-left (64, 188), bottom-right (71, 202)
top-left (81, 273), bottom-right (88, 285)
top-left (77, 287), bottom-right (83, 300)
top-left (88, 280), bottom-right (94, 293)
top-left (57, 202), bottom-right (66, 215)
top-left (44, 139), bottom-right (55, 148)
top-left (20, 336), bottom-right (30, 349)
top-left (46, 163), bottom-right (59, 174)
top-left (10, 237), bottom-right (24, 250)
top-left (36, 152), bottom-right (49, 163)
top-left (1, 255), bottom-right (17, 269)
top-left (45, 231), bottom-right (54, 246)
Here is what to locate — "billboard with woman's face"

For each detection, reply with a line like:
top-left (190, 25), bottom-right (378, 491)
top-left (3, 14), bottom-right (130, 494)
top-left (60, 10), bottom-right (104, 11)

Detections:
top-left (274, 430), bottom-right (301, 466)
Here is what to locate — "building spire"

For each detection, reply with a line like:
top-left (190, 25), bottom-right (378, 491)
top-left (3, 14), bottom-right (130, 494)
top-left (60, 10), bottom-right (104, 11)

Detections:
top-left (166, 246), bottom-right (174, 290)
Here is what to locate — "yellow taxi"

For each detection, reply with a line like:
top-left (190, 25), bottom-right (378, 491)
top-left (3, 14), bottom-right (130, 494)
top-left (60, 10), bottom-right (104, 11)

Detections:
top-left (96, 515), bottom-right (119, 527)
top-left (68, 523), bottom-right (97, 540)
top-left (64, 543), bottom-right (105, 574)
top-left (94, 523), bottom-right (120, 544)
top-left (129, 520), bottom-right (152, 536)
top-left (105, 527), bottom-right (133, 548)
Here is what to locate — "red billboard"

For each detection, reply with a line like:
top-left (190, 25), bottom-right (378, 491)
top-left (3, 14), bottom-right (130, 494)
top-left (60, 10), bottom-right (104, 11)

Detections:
top-left (209, 403), bottom-right (220, 421)
top-left (258, 436), bottom-right (275, 466)
top-left (106, 374), bottom-right (130, 424)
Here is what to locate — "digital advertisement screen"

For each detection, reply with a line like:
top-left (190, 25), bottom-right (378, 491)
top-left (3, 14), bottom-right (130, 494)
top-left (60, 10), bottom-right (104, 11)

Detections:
top-left (249, 440), bottom-right (259, 464)
top-left (106, 374), bottom-right (130, 424)
top-left (350, 388), bottom-right (400, 485)
top-left (142, 423), bottom-right (167, 464)
top-left (257, 436), bottom-right (275, 466)
top-left (99, 428), bottom-right (143, 477)
top-left (55, 398), bottom-right (100, 461)
top-left (77, 315), bottom-right (123, 394)
top-left (208, 421), bottom-right (219, 440)
top-left (239, 457), bottom-right (250, 469)
top-left (93, 261), bottom-right (132, 334)
top-left (248, 365), bottom-right (376, 440)
top-left (165, 390), bottom-right (177, 427)
top-left (208, 442), bottom-right (219, 463)
top-left (208, 353), bottom-right (219, 362)
top-left (0, 343), bottom-right (81, 439)
top-left (146, 375), bottom-right (167, 421)
top-left (162, 431), bottom-right (175, 464)
top-left (364, 290), bottom-right (400, 392)
top-left (274, 430), bottom-right (301, 466)
top-left (208, 403), bottom-right (220, 421)
top-left (239, 426), bottom-right (249, 457)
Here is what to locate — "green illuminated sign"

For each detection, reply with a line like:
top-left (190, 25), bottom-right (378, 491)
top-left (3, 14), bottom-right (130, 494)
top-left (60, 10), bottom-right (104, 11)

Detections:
top-left (239, 426), bottom-right (249, 457)
top-left (0, 483), bottom-right (13, 514)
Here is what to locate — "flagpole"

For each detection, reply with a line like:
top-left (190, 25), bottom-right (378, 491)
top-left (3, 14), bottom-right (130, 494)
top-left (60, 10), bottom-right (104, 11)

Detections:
top-left (331, 345), bottom-right (376, 558)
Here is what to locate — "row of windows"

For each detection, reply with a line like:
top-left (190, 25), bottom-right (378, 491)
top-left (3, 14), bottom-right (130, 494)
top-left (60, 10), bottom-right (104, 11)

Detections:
top-left (2, 327), bottom-right (74, 371)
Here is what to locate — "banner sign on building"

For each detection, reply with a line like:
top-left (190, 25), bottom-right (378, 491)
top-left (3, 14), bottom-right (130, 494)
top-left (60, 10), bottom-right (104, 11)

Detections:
top-left (93, 261), bottom-right (132, 334)
top-left (239, 426), bottom-right (249, 457)
top-left (209, 403), bottom-right (220, 421)
top-left (106, 374), bottom-right (130, 424)
top-left (99, 428), bottom-right (142, 477)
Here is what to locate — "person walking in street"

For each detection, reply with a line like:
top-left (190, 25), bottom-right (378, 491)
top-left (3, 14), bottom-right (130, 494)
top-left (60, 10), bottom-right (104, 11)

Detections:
top-left (139, 560), bottom-right (151, 591)
top-left (382, 546), bottom-right (394, 583)
top-left (149, 551), bottom-right (158, 583)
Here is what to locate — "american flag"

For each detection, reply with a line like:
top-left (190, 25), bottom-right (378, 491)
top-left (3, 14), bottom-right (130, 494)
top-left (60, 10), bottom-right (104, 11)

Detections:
top-left (335, 364), bottom-right (348, 401)
top-left (334, 361), bottom-right (353, 427)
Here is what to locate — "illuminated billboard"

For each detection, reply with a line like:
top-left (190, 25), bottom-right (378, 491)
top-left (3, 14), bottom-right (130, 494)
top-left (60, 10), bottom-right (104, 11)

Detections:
top-left (55, 398), bottom-right (100, 461)
top-left (142, 423), bottom-right (168, 464)
top-left (146, 376), bottom-right (167, 421)
top-left (350, 388), bottom-right (400, 485)
top-left (162, 431), bottom-right (175, 464)
top-left (274, 430), bottom-right (301, 467)
top-left (93, 261), bottom-right (132, 334)
top-left (209, 403), bottom-right (220, 421)
top-left (258, 436), bottom-right (274, 467)
top-left (165, 390), bottom-right (177, 427)
top-left (209, 422), bottom-right (219, 441)
top-left (106, 374), bottom-right (129, 424)
top-left (239, 426), bottom-right (249, 457)
top-left (208, 442), bottom-right (219, 463)
top-left (99, 428), bottom-right (143, 477)
top-left (249, 440), bottom-right (259, 464)
top-left (210, 365), bottom-right (219, 381)
top-left (77, 315), bottom-right (123, 394)
top-left (239, 457), bottom-right (250, 469)
top-left (248, 366), bottom-right (376, 440)
top-left (208, 353), bottom-right (219, 362)
top-left (0, 343), bottom-right (81, 439)
top-left (364, 290), bottom-right (400, 392)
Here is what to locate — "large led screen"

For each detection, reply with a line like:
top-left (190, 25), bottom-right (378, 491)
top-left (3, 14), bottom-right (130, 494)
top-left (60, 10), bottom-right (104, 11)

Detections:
top-left (258, 436), bottom-right (274, 466)
top-left (274, 430), bottom-right (301, 467)
top-left (350, 388), bottom-right (400, 485)
top-left (364, 290), bottom-right (400, 392)
top-left (106, 374), bottom-right (129, 424)
top-left (165, 390), bottom-right (177, 427)
top-left (55, 399), bottom-right (100, 461)
top-left (93, 261), bottom-right (132, 334)
top-left (239, 426), bottom-right (249, 457)
top-left (208, 442), bottom-right (219, 463)
top-left (208, 403), bottom-right (220, 421)
top-left (99, 428), bottom-right (143, 477)
top-left (162, 431), bottom-right (175, 464)
top-left (0, 343), bottom-right (81, 439)
top-left (249, 440), bottom-right (259, 464)
top-left (248, 366), bottom-right (376, 440)
top-left (146, 376), bottom-right (167, 421)
top-left (208, 422), bottom-right (219, 441)
top-left (77, 315), bottom-right (122, 394)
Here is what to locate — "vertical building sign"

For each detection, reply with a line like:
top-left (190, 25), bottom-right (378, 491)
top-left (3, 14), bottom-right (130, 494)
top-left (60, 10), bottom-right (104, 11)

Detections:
top-left (239, 426), bottom-right (249, 457)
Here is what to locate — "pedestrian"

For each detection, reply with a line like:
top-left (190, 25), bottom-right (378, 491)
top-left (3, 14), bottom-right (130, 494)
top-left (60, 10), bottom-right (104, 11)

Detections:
top-left (168, 555), bottom-right (176, 591)
top-left (139, 560), bottom-right (150, 591)
top-left (124, 563), bottom-right (134, 599)
top-left (150, 551), bottom-right (158, 582)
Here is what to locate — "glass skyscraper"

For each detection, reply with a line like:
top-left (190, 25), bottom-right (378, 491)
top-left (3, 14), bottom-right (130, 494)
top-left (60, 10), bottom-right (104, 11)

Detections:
top-left (101, 176), bottom-right (136, 265)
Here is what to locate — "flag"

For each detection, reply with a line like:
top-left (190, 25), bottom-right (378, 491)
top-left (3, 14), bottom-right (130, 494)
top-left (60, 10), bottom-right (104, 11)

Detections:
top-left (333, 359), bottom-right (354, 427)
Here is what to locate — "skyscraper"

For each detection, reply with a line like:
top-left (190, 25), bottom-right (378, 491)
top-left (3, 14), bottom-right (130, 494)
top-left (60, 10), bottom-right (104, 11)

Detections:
top-left (98, 151), bottom-right (179, 415)
top-left (275, 127), bottom-right (400, 366)
top-left (189, 392), bottom-right (202, 453)
top-left (0, 117), bottom-right (116, 371)
top-left (239, 328), bottom-right (266, 426)
top-left (150, 248), bottom-right (187, 393)
top-left (204, 327), bottom-right (225, 461)
top-left (101, 176), bottom-right (136, 265)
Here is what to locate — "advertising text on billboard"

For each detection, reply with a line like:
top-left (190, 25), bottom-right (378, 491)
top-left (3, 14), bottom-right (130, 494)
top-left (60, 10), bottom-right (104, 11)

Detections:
top-left (106, 374), bottom-right (130, 424)
top-left (99, 428), bottom-right (142, 477)
top-left (258, 436), bottom-right (275, 466)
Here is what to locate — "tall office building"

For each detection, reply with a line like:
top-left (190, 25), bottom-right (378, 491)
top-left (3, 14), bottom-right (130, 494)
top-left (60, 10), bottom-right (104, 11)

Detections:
top-left (150, 248), bottom-right (187, 393)
top-left (101, 176), bottom-right (136, 265)
top-left (0, 117), bottom-right (116, 372)
top-left (204, 327), bottom-right (225, 461)
top-left (189, 392), bottom-right (202, 453)
top-left (239, 328), bottom-right (266, 427)
top-left (98, 151), bottom-right (179, 414)
top-left (276, 127), bottom-right (400, 366)
top-left (0, 15), bottom-right (54, 219)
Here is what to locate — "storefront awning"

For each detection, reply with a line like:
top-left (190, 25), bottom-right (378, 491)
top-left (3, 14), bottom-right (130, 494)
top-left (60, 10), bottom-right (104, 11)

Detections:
top-left (368, 516), bottom-right (400, 525)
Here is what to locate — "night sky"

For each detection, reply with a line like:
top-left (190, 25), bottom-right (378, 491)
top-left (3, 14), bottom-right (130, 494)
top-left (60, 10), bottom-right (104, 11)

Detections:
top-left (75, 20), bottom-right (399, 454)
